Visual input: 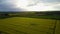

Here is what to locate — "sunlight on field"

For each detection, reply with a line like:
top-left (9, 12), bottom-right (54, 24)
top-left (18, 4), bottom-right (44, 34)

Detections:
top-left (0, 17), bottom-right (59, 34)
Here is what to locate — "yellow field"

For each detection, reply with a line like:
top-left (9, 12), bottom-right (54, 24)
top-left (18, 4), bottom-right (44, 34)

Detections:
top-left (0, 17), bottom-right (60, 34)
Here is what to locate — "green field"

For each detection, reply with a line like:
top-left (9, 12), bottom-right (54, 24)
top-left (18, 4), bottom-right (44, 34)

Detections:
top-left (0, 17), bottom-right (60, 34)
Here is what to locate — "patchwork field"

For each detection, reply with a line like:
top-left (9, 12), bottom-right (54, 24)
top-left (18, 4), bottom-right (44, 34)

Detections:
top-left (0, 17), bottom-right (60, 34)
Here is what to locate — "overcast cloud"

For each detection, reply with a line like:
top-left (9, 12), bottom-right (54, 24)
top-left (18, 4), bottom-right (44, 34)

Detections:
top-left (0, 0), bottom-right (60, 11)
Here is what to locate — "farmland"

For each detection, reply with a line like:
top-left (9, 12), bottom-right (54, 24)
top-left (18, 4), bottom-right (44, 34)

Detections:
top-left (0, 17), bottom-right (60, 34)
top-left (0, 11), bottom-right (60, 34)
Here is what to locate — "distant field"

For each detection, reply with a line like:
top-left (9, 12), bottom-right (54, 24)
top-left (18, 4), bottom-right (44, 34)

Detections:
top-left (0, 17), bottom-right (60, 34)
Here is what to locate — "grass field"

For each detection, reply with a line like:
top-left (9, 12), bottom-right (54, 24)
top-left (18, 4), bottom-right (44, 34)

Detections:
top-left (0, 17), bottom-right (60, 34)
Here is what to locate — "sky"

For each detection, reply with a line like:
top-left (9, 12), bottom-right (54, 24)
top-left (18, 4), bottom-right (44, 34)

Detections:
top-left (0, 0), bottom-right (60, 11)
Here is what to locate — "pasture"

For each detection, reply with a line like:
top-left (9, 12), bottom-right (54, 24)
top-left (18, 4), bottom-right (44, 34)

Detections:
top-left (0, 17), bottom-right (60, 34)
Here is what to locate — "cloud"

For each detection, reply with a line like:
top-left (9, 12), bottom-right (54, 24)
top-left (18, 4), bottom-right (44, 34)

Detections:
top-left (0, 0), bottom-right (25, 11)
top-left (0, 4), bottom-right (24, 11)
top-left (0, 0), bottom-right (60, 11)
top-left (25, 0), bottom-right (60, 11)
top-left (40, 0), bottom-right (60, 3)
top-left (53, 4), bottom-right (60, 10)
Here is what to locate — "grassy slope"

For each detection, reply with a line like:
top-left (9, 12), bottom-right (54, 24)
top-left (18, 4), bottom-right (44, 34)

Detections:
top-left (0, 17), bottom-right (59, 34)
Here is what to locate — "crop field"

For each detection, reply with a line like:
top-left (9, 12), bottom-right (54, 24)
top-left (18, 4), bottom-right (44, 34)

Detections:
top-left (0, 17), bottom-right (60, 34)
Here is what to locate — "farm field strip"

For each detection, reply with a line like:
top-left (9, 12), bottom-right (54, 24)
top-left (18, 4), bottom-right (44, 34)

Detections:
top-left (0, 17), bottom-right (58, 34)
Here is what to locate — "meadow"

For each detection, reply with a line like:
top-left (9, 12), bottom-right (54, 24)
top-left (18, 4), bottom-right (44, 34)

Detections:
top-left (0, 17), bottom-right (60, 34)
top-left (0, 11), bottom-right (60, 34)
